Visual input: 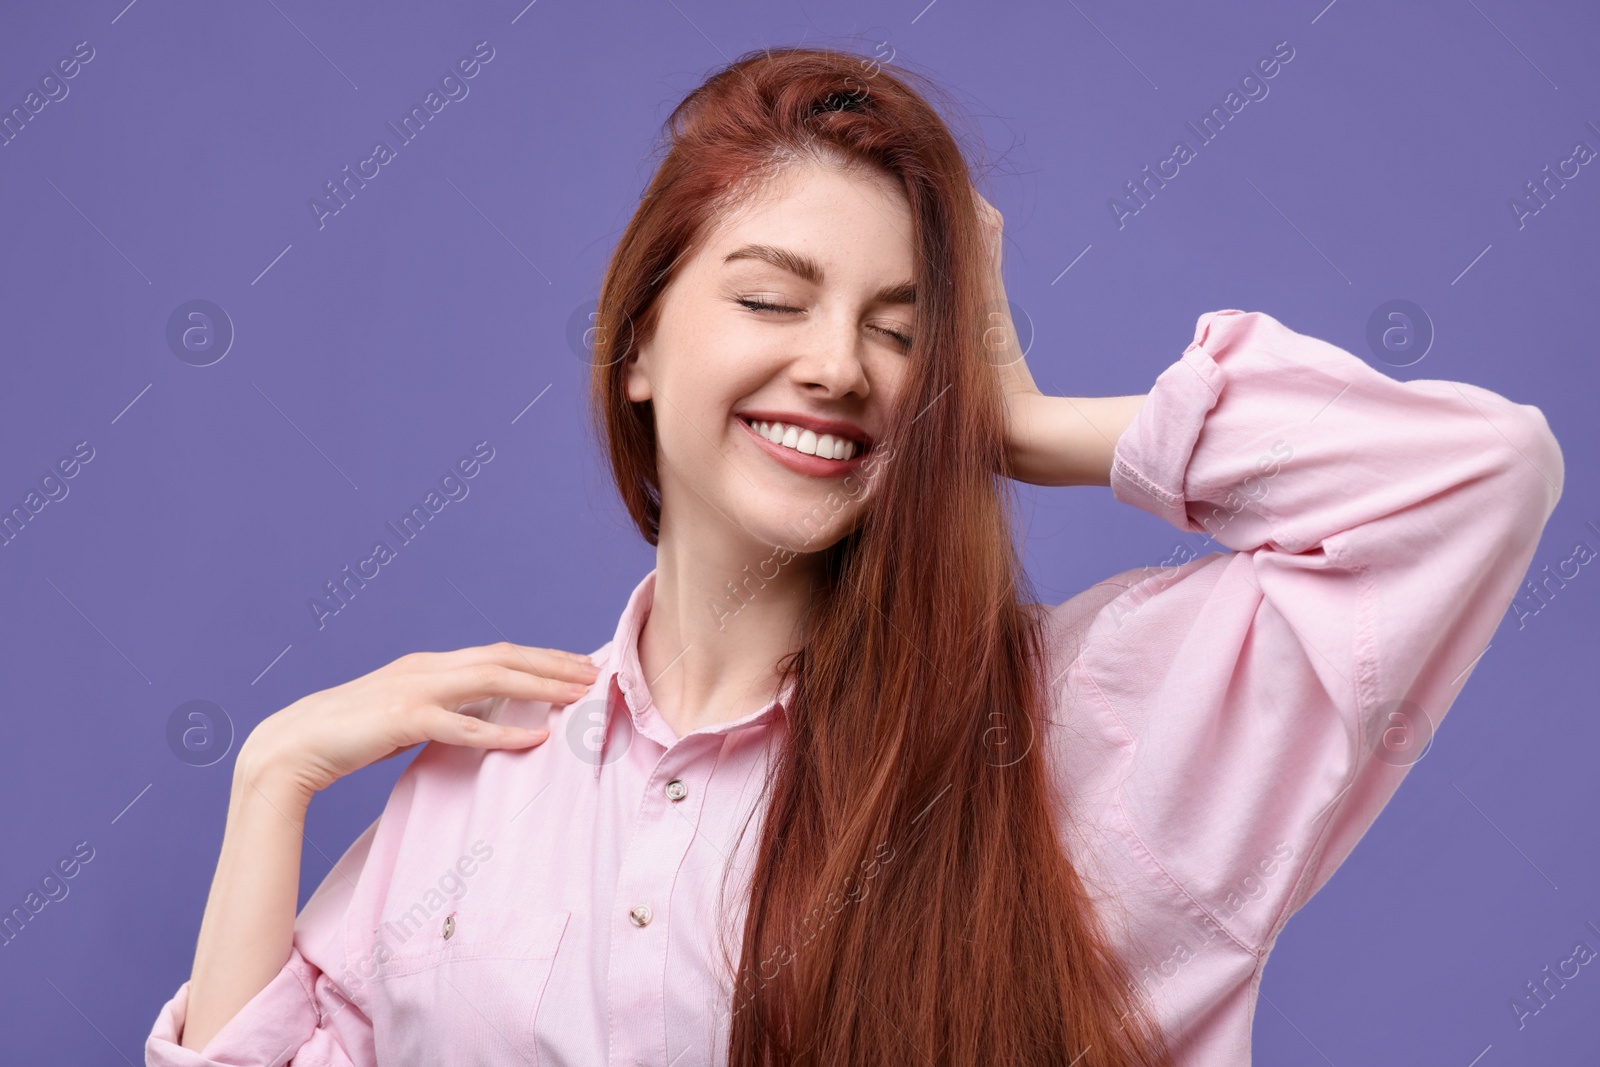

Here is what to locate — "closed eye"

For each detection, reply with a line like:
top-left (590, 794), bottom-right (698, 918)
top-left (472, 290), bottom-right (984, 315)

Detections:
top-left (736, 298), bottom-right (913, 351)
top-left (737, 297), bottom-right (801, 315)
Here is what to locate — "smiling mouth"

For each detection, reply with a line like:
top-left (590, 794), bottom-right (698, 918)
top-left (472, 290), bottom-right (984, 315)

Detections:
top-left (738, 416), bottom-right (869, 462)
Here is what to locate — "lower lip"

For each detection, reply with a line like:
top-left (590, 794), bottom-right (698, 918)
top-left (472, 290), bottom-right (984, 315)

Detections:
top-left (735, 417), bottom-right (871, 478)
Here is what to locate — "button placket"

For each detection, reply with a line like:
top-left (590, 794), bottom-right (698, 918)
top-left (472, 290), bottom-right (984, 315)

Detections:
top-left (606, 746), bottom-right (709, 1066)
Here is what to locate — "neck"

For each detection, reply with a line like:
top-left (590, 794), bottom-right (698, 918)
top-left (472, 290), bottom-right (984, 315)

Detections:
top-left (641, 516), bottom-right (819, 738)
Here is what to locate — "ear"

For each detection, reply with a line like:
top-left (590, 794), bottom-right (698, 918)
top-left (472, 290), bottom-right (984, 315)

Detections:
top-left (623, 344), bottom-right (653, 403)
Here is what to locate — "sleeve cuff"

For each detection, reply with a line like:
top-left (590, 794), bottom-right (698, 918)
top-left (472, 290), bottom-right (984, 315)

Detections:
top-left (145, 951), bottom-right (322, 1067)
top-left (1109, 310), bottom-right (1233, 531)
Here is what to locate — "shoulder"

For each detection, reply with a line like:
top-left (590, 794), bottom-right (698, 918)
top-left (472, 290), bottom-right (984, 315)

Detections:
top-left (384, 635), bottom-right (616, 824)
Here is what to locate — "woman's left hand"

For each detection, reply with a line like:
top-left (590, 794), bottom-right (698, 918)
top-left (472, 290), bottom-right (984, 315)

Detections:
top-left (970, 186), bottom-right (1148, 488)
top-left (971, 188), bottom-right (1044, 473)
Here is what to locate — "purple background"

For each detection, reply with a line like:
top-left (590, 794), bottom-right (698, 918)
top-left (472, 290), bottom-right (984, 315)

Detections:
top-left (1, 0), bottom-right (1596, 1062)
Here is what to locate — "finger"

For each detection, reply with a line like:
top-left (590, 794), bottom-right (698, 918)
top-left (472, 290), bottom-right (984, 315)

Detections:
top-left (425, 661), bottom-right (596, 709)
top-left (485, 642), bottom-right (598, 677)
top-left (428, 642), bottom-right (600, 685)
top-left (421, 708), bottom-right (549, 750)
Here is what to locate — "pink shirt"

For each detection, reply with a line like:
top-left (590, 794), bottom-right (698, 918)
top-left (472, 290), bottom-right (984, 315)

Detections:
top-left (144, 309), bottom-right (1564, 1066)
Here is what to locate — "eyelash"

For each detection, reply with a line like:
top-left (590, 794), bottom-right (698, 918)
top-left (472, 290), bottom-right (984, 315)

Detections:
top-left (737, 297), bottom-right (913, 350)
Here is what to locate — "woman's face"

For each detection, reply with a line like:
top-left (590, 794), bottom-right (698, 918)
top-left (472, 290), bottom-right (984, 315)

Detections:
top-left (625, 159), bottom-right (917, 557)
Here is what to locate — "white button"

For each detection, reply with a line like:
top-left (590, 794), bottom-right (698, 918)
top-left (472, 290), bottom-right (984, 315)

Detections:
top-left (665, 779), bottom-right (688, 802)
top-left (629, 904), bottom-right (653, 927)
top-left (442, 915), bottom-right (456, 939)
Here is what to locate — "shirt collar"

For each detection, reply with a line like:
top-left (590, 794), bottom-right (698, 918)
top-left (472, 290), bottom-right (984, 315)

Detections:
top-left (589, 569), bottom-right (795, 777)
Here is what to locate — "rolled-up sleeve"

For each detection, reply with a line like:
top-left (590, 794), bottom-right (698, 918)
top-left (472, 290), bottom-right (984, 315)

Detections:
top-left (145, 818), bottom-right (381, 1066)
top-left (1073, 308), bottom-right (1563, 953)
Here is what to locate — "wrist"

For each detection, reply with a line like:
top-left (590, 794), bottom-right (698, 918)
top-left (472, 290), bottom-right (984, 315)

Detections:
top-left (234, 738), bottom-right (315, 811)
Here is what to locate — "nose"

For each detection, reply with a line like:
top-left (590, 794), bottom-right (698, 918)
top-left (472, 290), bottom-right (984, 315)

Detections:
top-left (788, 312), bottom-right (871, 399)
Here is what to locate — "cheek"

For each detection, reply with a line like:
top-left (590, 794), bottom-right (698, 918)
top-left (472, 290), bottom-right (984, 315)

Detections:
top-left (655, 406), bottom-right (719, 471)
top-left (651, 397), bottom-right (745, 490)
top-left (875, 359), bottom-right (912, 409)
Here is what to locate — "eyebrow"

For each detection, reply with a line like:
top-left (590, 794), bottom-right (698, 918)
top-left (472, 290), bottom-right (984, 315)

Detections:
top-left (722, 243), bottom-right (916, 306)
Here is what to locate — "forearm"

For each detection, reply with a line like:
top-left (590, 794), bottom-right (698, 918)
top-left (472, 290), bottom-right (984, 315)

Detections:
top-left (180, 753), bottom-right (313, 1051)
top-left (1005, 391), bottom-right (1148, 488)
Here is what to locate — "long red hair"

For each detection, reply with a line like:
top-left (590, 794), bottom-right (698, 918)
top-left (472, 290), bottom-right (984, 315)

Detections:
top-left (587, 45), bottom-right (1173, 1067)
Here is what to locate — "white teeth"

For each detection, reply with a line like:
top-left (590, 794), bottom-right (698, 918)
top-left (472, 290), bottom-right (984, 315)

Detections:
top-left (746, 418), bottom-right (860, 461)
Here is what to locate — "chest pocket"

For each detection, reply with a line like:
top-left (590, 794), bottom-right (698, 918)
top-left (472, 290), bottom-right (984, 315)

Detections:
top-left (366, 905), bottom-right (571, 1066)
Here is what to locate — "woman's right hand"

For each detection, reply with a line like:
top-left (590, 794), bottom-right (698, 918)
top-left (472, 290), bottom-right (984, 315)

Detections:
top-left (237, 641), bottom-right (601, 798)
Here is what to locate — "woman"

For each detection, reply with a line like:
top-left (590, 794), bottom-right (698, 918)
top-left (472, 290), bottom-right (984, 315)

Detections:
top-left (145, 47), bottom-right (1564, 1066)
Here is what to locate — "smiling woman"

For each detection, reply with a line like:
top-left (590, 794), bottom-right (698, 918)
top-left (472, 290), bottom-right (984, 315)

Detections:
top-left (147, 43), bottom-right (1563, 1067)
top-left (581, 49), bottom-right (1181, 1066)
top-left (619, 160), bottom-right (916, 548)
